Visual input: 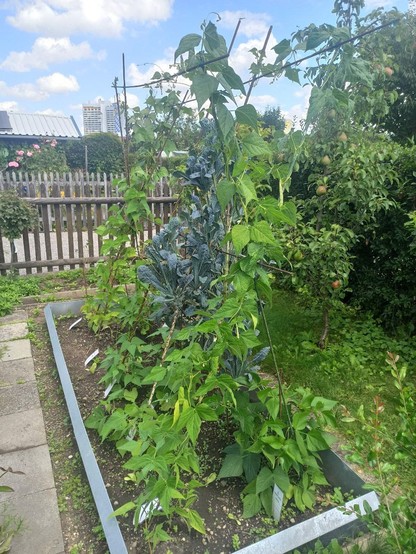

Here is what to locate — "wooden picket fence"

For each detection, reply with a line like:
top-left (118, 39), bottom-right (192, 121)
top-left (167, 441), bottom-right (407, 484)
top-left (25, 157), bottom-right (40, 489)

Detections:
top-left (0, 172), bottom-right (176, 275)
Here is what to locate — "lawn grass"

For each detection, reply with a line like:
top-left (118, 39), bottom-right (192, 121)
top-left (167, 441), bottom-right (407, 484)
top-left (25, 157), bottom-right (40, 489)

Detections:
top-left (0, 268), bottom-right (96, 316)
top-left (261, 288), bottom-right (416, 482)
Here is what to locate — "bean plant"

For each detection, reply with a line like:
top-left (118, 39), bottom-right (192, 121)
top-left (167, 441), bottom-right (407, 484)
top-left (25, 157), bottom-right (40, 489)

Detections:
top-left (84, 19), bottom-right (338, 549)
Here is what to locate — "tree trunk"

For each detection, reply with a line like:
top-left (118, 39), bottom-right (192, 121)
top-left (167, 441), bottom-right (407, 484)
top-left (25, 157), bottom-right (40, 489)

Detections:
top-left (318, 305), bottom-right (330, 349)
top-left (9, 239), bottom-right (17, 271)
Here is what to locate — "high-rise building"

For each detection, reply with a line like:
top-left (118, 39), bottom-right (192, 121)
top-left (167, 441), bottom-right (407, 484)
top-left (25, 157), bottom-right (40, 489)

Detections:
top-left (82, 100), bottom-right (118, 135)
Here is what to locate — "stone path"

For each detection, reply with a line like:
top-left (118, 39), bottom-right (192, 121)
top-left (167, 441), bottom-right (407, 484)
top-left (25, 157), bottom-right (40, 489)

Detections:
top-left (0, 310), bottom-right (64, 553)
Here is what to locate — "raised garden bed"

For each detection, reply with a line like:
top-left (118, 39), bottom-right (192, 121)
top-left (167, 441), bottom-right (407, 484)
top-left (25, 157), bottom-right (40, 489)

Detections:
top-left (45, 299), bottom-right (379, 554)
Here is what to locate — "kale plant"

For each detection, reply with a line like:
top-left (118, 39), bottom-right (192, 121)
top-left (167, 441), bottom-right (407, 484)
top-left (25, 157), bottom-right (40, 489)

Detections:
top-left (138, 189), bottom-right (225, 324)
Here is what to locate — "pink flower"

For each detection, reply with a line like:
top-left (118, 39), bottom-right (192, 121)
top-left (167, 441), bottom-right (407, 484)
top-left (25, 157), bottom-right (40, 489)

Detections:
top-left (16, 156), bottom-right (22, 161)
top-left (33, 144), bottom-right (40, 150)
top-left (27, 151), bottom-right (33, 157)
top-left (51, 140), bottom-right (57, 148)
top-left (16, 149), bottom-right (24, 156)
top-left (8, 161), bottom-right (19, 168)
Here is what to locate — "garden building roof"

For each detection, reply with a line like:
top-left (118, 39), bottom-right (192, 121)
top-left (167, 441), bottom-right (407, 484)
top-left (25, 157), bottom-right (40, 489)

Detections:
top-left (0, 111), bottom-right (81, 141)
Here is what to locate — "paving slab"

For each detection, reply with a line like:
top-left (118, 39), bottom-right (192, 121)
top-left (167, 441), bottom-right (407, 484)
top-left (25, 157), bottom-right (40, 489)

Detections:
top-left (0, 444), bottom-right (55, 496)
top-left (0, 408), bottom-right (46, 453)
top-left (0, 339), bottom-right (32, 362)
top-left (0, 322), bottom-right (28, 342)
top-left (0, 311), bottom-right (27, 325)
top-left (0, 358), bottom-right (35, 387)
top-left (0, 488), bottom-right (64, 554)
top-left (0, 382), bottom-right (40, 416)
top-left (0, 309), bottom-right (65, 554)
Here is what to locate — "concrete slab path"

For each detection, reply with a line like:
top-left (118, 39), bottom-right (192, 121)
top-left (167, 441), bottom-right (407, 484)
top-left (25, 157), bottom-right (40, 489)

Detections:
top-left (0, 310), bottom-right (64, 553)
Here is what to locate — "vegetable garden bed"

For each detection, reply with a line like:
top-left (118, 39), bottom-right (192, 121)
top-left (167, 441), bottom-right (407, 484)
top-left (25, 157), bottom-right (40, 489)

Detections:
top-left (45, 300), bottom-right (379, 554)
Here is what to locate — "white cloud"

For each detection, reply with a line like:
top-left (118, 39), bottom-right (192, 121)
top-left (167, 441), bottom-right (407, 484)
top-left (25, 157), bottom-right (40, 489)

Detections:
top-left (219, 10), bottom-right (271, 37)
top-left (90, 93), bottom-right (140, 109)
top-left (247, 94), bottom-right (279, 111)
top-left (364, 0), bottom-right (394, 8)
top-left (0, 81), bottom-right (49, 101)
top-left (35, 108), bottom-right (66, 116)
top-left (127, 53), bottom-right (175, 86)
top-left (282, 85), bottom-right (312, 126)
top-left (229, 36), bottom-right (277, 82)
top-left (124, 92), bottom-right (139, 108)
top-left (7, 0), bottom-right (174, 38)
top-left (233, 93), bottom-right (279, 113)
top-left (127, 54), bottom-right (191, 98)
top-left (0, 100), bottom-right (20, 111)
top-left (0, 72), bottom-right (79, 101)
top-left (37, 72), bottom-right (79, 93)
top-left (217, 11), bottom-right (277, 85)
top-left (0, 37), bottom-right (106, 72)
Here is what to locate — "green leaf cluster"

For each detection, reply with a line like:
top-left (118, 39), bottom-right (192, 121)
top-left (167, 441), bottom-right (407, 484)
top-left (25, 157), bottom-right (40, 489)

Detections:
top-left (0, 191), bottom-right (36, 241)
top-left (80, 16), bottom-right (339, 551)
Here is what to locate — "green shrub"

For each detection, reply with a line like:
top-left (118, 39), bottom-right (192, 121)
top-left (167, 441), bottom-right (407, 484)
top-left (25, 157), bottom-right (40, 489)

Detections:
top-left (0, 191), bottom-right (36, 241)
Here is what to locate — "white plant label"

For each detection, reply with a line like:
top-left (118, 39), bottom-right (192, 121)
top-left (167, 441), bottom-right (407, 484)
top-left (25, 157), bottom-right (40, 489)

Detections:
top-left (84, 348), bottom-right (99, 368)
top-left (272, 484), bottom-right (284, 522)
top-left (138, 499), bottom-right (162, 524)
top-left (69, 317), bottom-right (82, 330)
top-left (103, 380), bottom-right (116, 399)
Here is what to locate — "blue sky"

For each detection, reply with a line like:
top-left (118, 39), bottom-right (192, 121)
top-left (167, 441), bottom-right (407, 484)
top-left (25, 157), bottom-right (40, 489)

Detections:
top-left (0, 0), bottom-right (409, 132)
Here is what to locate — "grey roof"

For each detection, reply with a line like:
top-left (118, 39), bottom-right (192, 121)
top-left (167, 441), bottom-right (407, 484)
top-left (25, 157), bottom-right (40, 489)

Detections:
top-left (0, 111), bottom-right (12, 131)
top-left (0, 111), bottom-right (81, 139)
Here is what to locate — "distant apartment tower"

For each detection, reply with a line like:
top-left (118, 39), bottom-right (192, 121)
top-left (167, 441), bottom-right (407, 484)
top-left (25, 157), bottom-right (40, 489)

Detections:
top-left (410, 0), bottom-right (416, 14)
top-left (82, 100), bottom-right (118, 135)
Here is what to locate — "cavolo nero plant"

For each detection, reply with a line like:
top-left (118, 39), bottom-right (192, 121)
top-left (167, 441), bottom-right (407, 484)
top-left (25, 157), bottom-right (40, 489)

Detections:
top-left (84, 18), bottom-right (338, 548)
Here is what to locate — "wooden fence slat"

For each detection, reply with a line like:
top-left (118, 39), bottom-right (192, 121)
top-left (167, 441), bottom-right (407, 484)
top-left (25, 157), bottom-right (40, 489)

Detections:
top-left (22, 228), bottom-right (32, 275)
top-left (65, 183), bottom-right (76, 270)
top-left (147, 214), bottom-right (153, 239)
top-left (0, 229), bottom-right (6, 275)
top-left (154, 199), bottom-right (161, 234)
top-left (29, 182), bottom-right (43, 274)
top-left (87, 204), bottom-right (94, 257)
top-left (52, 183), bottom-right (65, 270)
top-left (92, 178), bottom-right (103, 254)
top-left (40, 183), bottom-right (53, 272)
top-left (74, 184), bottom-right (84, 266)
top-left (95, 201), bottom-right (103, 254)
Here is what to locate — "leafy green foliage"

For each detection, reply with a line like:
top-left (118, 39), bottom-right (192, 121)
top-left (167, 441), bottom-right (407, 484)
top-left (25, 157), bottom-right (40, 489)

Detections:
top-left (1, 139), bottom-right (68, 173)
top-left (79, 17), bottom-right (340, 550)
top-left (138, 190), bottom-right (225, 323)
top-left (346, 353), bottom-right (416, 553)
top-left (348, 145), bottom-right (416, 333)
top-left (258, 106), bottom-right (285, 133)
top-left (218, 384), bottom-right (336, 516)
top-left (82, 171), bottom-right (154, 334)
top-left (287, 223), bottom-right (354, 300)
top-left (64, 133), bottom-right (124, 174)
top-left (0, 191), bottom-right (36, 241)
top-left (0, 276), bottom-right (40, 316)
top-left (356, 12), bottom-right (416, 142)
top-left (271, 3), bottom-right (412, 339)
